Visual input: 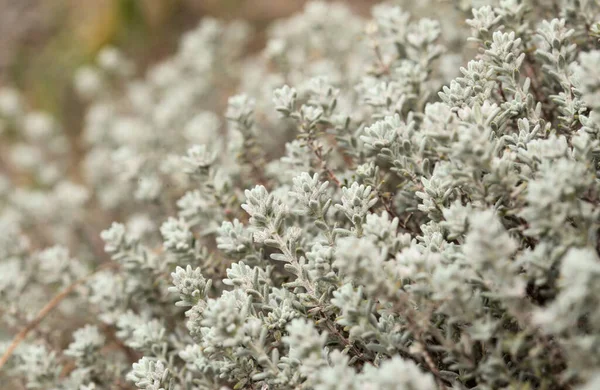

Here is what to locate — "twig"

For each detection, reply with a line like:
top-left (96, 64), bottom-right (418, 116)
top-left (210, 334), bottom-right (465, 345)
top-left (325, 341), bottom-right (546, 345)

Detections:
top-left (497, 81), bottom-right (508, 102)
top-left (306, 138), bottom-right (341, 187)
top-left (323, 319), bottom-right (368, 364)
top-left (0, 262), bottom-right (117, 371)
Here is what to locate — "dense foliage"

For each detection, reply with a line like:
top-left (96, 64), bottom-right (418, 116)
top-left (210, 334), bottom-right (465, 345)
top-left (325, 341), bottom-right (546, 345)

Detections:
top-left (2, 0), bottom-right (600, 389)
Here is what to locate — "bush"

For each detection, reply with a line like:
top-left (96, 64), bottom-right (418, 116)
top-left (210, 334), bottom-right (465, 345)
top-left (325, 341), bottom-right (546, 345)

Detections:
top-left (2, 1), bottom-right (600, 389)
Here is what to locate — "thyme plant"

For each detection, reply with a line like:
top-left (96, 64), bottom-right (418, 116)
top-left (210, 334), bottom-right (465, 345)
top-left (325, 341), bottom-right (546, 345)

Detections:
top-left (2, 1), bottom-right (600, 389)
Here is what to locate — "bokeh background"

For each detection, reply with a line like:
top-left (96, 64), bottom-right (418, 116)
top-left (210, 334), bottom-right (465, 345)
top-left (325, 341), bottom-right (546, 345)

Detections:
top-left (0, 0), bottom-right (379, 120)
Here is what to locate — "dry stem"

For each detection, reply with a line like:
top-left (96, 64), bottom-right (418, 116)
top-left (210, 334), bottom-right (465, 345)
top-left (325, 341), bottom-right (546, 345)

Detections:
top-left (0, 262), bottom-right (117, 371)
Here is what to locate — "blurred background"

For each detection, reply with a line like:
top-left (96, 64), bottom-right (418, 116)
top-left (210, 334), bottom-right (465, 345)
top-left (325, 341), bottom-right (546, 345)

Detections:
top-left (0, 0), bottom-right (379, 121)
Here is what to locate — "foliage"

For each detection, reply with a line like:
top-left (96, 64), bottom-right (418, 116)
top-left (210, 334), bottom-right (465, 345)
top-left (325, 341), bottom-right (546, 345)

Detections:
top-left (2, 1), bottom-right (600, 389)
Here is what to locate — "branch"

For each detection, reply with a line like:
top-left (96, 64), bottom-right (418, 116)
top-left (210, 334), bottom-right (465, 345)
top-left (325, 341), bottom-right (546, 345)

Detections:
top-left (306, 137), bottom-right (341, 187)
top-left (0, 262), bottom-right (117, 370)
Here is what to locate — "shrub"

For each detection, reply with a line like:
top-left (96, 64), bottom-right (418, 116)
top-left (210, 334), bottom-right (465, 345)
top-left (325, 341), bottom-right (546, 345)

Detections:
top-left (2, 1), bottom-right (600, 389)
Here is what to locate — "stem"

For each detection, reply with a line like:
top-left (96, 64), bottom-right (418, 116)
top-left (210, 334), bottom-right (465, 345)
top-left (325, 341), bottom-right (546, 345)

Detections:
top-left (250, 342), bottom-right (279, 375)
top-left (272, 232), bottom-right (315, 296)
top-left (0, 262), bottom-right (118, 370)
top-left (318, 216), bottom-right (336, 246)
top-left (306, 137), bottom-right (341, 187)
top-left (323, 319), bottom-right (367, 363)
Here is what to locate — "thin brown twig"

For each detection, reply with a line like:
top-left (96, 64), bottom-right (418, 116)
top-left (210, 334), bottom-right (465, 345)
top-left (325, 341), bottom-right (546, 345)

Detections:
top-left (497, 81), bottom-right (508, 102)
top-left (306, 137), bottom-right (342, 187)
top-left (0, 262), bottom-right (118, 371)
top-left (323, 319), bottom-right (368, 364)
